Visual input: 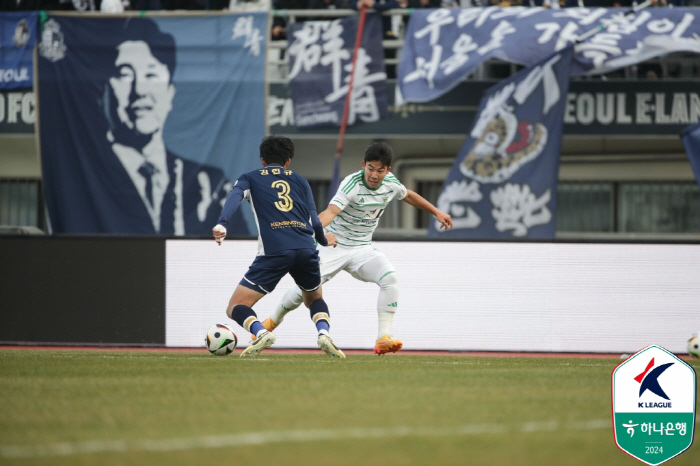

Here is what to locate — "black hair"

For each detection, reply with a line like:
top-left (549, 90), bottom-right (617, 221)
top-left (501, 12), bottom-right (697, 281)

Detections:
top-left (364, 142), bottom-right (393, 167)
top-left (260, 135), bottom-right (295, 165)
top-left (106, 18), bottom-right (177, 83)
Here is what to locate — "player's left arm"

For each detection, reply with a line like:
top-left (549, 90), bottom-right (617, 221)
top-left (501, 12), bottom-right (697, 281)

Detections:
top-left (402, 189), bottom-right (453, 230)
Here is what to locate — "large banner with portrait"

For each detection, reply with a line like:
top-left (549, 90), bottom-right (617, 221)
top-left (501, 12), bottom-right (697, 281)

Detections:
top-left (428, 47), bottom-right (574, 240)
top-left (1, 11), bottom-right (37, 90)
top-left (399, 7), bottom-right (700, 104)
top-left (37, 14), bottom-right (268, 235)
top-left (287, 13), bottom-right (387, 129)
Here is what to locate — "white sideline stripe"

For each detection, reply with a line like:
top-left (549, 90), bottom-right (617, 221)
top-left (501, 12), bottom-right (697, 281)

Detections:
top-left (1, 420), bottom-right (612, 459)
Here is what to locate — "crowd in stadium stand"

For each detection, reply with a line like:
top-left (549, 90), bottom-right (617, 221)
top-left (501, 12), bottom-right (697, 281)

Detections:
top-left (2, 0), bottom-right (695, 13)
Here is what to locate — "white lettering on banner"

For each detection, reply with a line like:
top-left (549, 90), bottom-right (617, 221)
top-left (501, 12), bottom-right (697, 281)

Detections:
top-left (491, 184), bottom-right (551, 237)
top-left (436, 179), bottom-right (482, 230)
top-left (268, 96), bottom-right (294, 127)
top-left (617, 93), bottom-right (633, 124)
top-left (577, 32), bottom-right (623, 68)
top-left (440, 34), bottom-right (478, 75)
top-left (403, 8), bottom-right (700, 93)
top-left (477, 20), bottom-right (516, 56)
top-left (637, 93), bottom-right (653, 124)
top-left (231, 16), bottom-right (262, 56)
top-left (535, 22), bottom-right (561, 44)
top-left (0, 91), bottom-right (36, 125)
top-left (0, 91), bottom-right (35, 125)
top-left (554, 7), bottom-right (608, 26)
top-left (7, 92), bottom-right (22, 123)
top-left (324, 48), bottom-right (384, 124)
top-left (288, 22), bottom-right (324, 80)
top-left (320, 20), bottom-right (351, 94)
top-left (296, 111), bottom-right (338, 126)
top-left (404, 46), bottom-right (442, 88)
top-left (513, 53), bottom-right (562, 115)
top-left (288, 19), bottom-right (383, 124)
top-left (564, 92), bottom-right (700, 125)
top-left (414, 9), bottom-right (454, 45)
top-left (0, 68), bottom-right (30, 83)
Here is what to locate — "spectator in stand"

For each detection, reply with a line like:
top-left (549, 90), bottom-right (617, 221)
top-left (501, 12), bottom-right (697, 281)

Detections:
top-left (354, 0), bottom-right (407, 79)
top-left (307, 0), bottom-right (351, 21)
top-left (269, 0), bottom-right (308, 42)
top-left (408, 0), bottom-right (440, 9)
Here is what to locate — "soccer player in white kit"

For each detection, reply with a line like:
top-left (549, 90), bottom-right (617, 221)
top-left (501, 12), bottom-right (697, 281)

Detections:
top-left (259, 142), bottom-right (453, 355)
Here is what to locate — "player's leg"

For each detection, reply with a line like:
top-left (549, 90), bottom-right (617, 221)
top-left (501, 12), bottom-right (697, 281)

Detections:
top-left (267, 244), bottom-right (346, 331)
top-left (267, 286), bottom-right (304, 330)
top-left (291, 249), bottom-right (345, 359)
top-left (230, 253), bottom-right (292, 356)
top-left (226, 284), bottom-right (276, 357)
top-left (354, 253), bottom-right (403, 355)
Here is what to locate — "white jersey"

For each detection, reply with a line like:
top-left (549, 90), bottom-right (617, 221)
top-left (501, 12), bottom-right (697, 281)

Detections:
top-left (327, 170), bottom-right (407, 247)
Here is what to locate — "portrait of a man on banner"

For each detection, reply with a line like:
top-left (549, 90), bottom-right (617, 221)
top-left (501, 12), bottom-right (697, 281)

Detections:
top-left (37, 15), bottom-right (267, 235)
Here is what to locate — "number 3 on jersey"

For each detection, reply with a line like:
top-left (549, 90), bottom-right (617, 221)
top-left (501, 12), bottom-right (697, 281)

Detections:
top-left (272, 180), bottom-right (293, 212)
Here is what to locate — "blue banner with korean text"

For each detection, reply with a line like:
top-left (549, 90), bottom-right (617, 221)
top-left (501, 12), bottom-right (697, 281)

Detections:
top-left (37, 14), bottom-right (268, 235)
top-left (0, 12), bottom-right (37, 89)
top-left (399, 7), bottom-right (700, 104)
top-left (428, 46), bottom-right (574, 240)
top-left (682, 121), bottom-right (700, 193)
top-left (287, 13), bottom-right (387, 129)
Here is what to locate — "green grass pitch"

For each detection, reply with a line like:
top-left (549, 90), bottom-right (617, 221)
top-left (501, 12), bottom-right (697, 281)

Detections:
top-left (0, 349), bottom-right (698, 466)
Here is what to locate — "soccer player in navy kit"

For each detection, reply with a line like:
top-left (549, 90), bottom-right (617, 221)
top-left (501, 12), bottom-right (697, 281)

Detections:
top-left (212, 135), bottom-right (344, 358)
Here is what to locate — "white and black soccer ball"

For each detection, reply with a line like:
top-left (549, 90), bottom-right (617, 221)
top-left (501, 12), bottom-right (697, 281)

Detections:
top-left (206, 324), bottom-right (238, 356)
top-left (688, 333), bottom-right (699, 359)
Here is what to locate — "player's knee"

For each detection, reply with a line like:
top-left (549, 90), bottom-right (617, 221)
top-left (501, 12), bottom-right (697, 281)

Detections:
top-left (378, 271), bottom-right (399, 290)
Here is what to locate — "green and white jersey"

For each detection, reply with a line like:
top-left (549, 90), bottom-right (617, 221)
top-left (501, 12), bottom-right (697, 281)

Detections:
top-left (327, 170), bottom-right (407, 247)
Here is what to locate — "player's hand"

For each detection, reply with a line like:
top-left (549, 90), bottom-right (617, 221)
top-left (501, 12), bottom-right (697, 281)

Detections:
top-left (213, 224), bottom-right (227, 245)
top-left (325, 233), bottom-right (338, 248)
top-left (436, 211), bottom-right (453, 230)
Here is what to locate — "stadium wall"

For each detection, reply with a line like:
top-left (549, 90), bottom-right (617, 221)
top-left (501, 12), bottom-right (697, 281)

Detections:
top-left (0, 237), bottom-right (165, 345)
top-left (2, 237), bottom-right (698, 354)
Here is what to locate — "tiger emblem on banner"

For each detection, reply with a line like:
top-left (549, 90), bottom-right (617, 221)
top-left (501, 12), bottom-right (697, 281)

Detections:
top-left (459, 111), bottom-right (547, 184)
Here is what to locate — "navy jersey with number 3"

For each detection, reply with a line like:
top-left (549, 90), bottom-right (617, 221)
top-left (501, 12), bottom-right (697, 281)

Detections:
top-left (218, 164), bottom-right (322, 255)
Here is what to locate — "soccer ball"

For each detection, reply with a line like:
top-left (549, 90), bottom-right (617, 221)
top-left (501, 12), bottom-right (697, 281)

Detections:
top-left (688, 333), bottom-right (699, 359)
top-left (206, 324), bottom-right (238, 356)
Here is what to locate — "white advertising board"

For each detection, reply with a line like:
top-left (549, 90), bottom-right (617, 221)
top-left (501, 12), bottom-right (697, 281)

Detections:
top-left (166, 240), bottom-right (700, 353)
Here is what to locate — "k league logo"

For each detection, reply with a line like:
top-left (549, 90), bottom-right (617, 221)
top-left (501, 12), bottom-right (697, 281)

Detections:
top-left (612, 345), bottom-right (696, 465)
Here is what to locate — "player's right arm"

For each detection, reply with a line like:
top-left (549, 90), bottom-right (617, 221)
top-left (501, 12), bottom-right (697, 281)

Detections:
top-left (213, 177), bottom-right (250, 244)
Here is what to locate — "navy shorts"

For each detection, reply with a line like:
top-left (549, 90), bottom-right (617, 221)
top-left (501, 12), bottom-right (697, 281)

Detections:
top-left (240, 248), bottom-right (321, 295)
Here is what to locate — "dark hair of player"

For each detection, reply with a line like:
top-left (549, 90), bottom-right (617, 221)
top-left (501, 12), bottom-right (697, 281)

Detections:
top-left (260, 135), bottom-right (295, 166)
top-left (364, 142), bottom-right (393, 167)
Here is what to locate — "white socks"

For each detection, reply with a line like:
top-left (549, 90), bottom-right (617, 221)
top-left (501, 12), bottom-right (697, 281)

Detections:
top-left (271, 287), bottom-right (303, 324)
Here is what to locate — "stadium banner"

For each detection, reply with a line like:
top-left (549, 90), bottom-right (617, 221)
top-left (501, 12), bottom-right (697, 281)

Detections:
top-left (0, 88), bottom-right (35, 134)
top-left (398, 7), bottom-right (700, 104)
top-left (0, 12), bottom-right (37, 90)
top-left (681, 120), bottom-right (700, 192)
top-left (427, 47), bottom-right (574, 240)
top-left (269, 80), bottom-right (700, 136)
top-left (286, 13), bottom-right (388, 129)
top-left (165, 239), bottom-right (700, 354)
top-left (37, 14), bottom-right (268, 235)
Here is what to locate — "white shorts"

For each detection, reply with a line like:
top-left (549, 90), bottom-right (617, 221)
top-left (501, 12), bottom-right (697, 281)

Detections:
top-left (318, 244), bottom-right (395, 285)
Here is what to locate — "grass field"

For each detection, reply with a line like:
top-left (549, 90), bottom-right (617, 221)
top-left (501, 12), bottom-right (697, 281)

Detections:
top-left (0, 349), bottom-right (697, 466)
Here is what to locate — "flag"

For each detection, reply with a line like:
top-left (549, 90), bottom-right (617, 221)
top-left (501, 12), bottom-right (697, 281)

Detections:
top-left (287, 14), bottom-right (388, 129)
top-left (427, 46), bottom-right (575, 240)
top-left (681, 121), bottom-right (700, 191)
